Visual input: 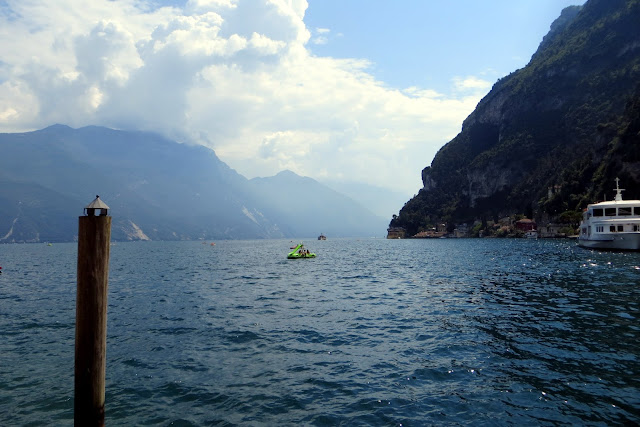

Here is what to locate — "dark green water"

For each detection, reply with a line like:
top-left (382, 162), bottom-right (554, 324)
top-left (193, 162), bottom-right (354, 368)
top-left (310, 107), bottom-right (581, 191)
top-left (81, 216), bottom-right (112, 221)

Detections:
top-left (1, 238), bottom-right (638, 425)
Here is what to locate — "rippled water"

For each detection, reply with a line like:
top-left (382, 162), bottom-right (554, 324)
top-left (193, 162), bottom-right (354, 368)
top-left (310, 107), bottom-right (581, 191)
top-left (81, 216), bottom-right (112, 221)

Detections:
top-left (1, 238), bottom-right (639, 425)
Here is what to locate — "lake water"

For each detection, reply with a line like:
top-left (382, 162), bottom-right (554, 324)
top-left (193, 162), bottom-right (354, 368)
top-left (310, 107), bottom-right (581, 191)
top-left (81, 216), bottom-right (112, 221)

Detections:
top-left (0, 238), bottom-right (639, 425)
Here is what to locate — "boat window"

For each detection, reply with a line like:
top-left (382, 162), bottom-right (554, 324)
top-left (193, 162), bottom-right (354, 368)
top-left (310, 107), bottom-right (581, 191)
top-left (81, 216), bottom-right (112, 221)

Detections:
top-left (635, 207), bottom-right (640, 215)
top-left (596, 226), bottom-right (604, 232)
top-left (605, 208), bottom-right (616, 216)
top-left (610, 225), bottom-right (616, 232)
top-left (592, 208), bottom-right (604, 217)
top-left (618, 225), bottom-right (624, 232)
top-left (635, 225), bottom-right (639, 232)
top-left (619, 207), bottom-right (632, 216)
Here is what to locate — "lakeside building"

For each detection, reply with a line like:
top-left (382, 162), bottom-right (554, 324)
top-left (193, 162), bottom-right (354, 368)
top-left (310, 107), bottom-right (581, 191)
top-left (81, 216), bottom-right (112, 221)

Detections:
top-left (515, 218), bottom-right (537, 232)
top-left (538, 223), bottom-right (569, 238)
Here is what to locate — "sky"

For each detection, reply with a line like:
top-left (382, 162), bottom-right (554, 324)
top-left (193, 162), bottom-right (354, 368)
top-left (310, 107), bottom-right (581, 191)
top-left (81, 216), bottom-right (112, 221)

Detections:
top-left (0, 0), bottom-right (586, 207)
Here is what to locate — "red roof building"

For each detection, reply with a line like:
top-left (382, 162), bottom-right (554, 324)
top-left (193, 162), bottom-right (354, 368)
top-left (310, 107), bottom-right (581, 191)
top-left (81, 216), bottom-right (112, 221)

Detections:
top-left (515, 218), bottom-right (537, 231)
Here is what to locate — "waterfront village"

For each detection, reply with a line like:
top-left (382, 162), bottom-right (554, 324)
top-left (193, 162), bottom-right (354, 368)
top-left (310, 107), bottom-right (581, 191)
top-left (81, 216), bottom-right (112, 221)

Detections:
top-left (387, 214), bottom-right (577, 239)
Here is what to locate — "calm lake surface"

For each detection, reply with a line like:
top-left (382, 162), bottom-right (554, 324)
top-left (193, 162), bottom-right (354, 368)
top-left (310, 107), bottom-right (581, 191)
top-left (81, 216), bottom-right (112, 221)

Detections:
top-left (0, 238), bottom-right (639, 425)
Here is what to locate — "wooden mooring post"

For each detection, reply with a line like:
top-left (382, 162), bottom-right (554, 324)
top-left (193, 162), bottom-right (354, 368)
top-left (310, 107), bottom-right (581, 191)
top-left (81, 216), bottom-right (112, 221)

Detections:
top-left (75, 196), bottom-right (111, 426)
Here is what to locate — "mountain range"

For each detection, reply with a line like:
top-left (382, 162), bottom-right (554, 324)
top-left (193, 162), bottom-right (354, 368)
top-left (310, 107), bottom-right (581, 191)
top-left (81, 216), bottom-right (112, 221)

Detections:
top-left (4, 0), bottom-right (637, 243)
top-left (0, 125), bottom-right (387, 242)
top-left (390, 0), bottom-right (640, 236)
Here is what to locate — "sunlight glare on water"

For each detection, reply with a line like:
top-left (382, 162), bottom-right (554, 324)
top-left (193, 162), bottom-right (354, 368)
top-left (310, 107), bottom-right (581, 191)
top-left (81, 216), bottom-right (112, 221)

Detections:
top-left (0, 238), bottom-right (638, 425)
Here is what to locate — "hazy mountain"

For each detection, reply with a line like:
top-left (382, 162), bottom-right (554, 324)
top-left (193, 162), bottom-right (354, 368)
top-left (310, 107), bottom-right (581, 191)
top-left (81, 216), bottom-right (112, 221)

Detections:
top-left (249, 171), bottom-right (388, 238)
top-left (390, 0), bottom-right (640, 236)
top-left (319, 179), bottom-right (413, 219)
top-left (0, 125), bottom-right (385, 242)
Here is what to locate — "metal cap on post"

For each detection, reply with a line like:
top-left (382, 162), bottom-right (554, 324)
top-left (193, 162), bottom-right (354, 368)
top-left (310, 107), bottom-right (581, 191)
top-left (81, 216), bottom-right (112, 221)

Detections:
top-left (76, 195), bottom-right (112, 426)
top-left (84, 195), bottom-right (110, 217)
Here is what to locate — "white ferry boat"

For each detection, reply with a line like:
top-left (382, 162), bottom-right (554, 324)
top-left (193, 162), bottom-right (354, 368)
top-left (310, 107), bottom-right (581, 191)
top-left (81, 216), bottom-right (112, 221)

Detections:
top-left (578, 178), bottom-right (640, 250)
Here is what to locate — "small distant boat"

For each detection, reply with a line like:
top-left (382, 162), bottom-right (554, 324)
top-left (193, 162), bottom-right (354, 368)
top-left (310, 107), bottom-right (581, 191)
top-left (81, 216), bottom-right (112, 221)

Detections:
top-left (287, 243), bottom-right (316, 259)
top-left (318, 233), bottom-right (326, 240)
top-left (578, 178), bottom-right (640, 250)
top-left (525, 230), bottom-right (538, 239)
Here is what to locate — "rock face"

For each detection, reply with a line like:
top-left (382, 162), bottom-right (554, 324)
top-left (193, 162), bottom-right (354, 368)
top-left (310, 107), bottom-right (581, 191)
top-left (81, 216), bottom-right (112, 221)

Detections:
top-left (391, 0), bottom-right (640, 236)
top-left (467, 161), bottom-right (523, 208)
top-left (534, 5), bottom-right (583, 59)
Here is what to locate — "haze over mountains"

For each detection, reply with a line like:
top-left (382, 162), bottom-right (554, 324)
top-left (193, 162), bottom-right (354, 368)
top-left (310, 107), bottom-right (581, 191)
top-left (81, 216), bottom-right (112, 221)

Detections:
top-left (3, 0), bottom-right (634, 243)
top-left (0, 125), bottom-right (387, 242)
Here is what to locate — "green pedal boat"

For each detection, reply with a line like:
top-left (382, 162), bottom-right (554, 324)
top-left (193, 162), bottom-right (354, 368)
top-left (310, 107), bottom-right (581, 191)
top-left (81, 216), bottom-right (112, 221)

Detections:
top-left (287, 243), bottom-right (316, 259)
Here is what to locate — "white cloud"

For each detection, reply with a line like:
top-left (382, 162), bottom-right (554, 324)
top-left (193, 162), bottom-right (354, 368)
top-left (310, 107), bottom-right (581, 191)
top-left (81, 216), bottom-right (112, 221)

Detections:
top-left (312, 36), bottom-right (328, 45)
top-left (186, 0), bottom-right (238, 14)
top-left (452, 76), bottom-right (492, 92)
top-left (0, 0), bottom-right (489, 198)
top-left (311, 27), bottom-right (330, 45)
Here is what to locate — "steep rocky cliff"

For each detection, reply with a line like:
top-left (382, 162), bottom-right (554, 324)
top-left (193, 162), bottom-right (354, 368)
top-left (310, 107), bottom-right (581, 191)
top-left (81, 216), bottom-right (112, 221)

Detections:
top-left (391, 0), bottom-right (640, 236)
